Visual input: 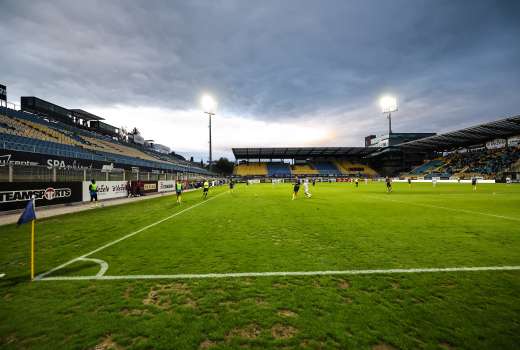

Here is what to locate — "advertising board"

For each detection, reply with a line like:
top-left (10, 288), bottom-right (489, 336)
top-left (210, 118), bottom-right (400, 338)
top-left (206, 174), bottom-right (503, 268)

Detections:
top-left (0, 182), bottom-right (82, 211)
top-left (82, 181), bottom-right (128, 202)
top-left (158, 180), bottom-right (176, 193)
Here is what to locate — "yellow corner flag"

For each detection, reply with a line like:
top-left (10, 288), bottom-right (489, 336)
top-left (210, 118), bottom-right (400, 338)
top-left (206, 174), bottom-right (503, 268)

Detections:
top-left (17, 197), bottom-right (37, 280)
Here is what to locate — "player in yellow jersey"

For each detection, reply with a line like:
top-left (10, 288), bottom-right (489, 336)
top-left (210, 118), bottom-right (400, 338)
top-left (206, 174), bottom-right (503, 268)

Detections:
top-left (202, 180), bottom-right (210, 199)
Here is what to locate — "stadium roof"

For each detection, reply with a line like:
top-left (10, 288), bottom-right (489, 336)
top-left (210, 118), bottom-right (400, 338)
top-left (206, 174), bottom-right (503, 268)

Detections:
top-left (397, 114), bottom-right (520, 151)
top-left (232, 147), bottom-right (378, 160)
top-left (70, 109), bottom-right (105, 121)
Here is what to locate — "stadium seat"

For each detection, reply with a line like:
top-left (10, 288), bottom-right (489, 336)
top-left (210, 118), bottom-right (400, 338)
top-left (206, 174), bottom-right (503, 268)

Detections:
top-left (409, 159), bottom-right (444, 175)
top-left (334, 160), bottom-right (378, 177)
top-left (267, 163), bottom-right (291, 177)
top-left (0, 107), bottom-right (208, 175)
top-left (311, 161), bottom-right (341, 176)
top-left (234, 163), bottom-right (268, 176)
top-left (291, 164), bottom-right (319, 175)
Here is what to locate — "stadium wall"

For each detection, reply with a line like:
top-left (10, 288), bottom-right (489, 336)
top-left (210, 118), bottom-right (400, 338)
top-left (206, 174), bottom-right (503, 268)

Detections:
top-left (392, 179), bottom-right (496, 184)
top-left (81, 181), bottom-right (128, 202)
top-left (0, 181), bottom-right (83, 211)
top-left (0, 179), bottom-right (181, 212)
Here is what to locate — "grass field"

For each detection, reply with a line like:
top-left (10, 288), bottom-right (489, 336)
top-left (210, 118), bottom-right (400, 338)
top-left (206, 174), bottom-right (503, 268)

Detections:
top-left (1, 182), bottom-right (520, 349)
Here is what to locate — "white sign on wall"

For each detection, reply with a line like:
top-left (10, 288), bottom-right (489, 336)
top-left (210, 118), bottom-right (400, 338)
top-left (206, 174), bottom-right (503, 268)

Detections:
top-left (158, 180), bottom-right (176, 193)
top-left (507, 135), bottom-right (520, 147)
top-left (82, 181), bottom-right (128, 201)
top-left (486, 138), bottom-right (507, 150)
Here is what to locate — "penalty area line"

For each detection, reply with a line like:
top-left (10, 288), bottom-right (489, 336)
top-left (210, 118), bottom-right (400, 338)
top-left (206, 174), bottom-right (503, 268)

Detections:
top-left (35, 191), bottom-right (228, 281)
top-left (38, 265), bottom-right (520, 281)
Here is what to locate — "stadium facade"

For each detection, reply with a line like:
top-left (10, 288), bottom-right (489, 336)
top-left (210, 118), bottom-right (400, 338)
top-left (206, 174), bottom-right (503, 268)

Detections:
top-left (1, 96), bottom-right (210, 176)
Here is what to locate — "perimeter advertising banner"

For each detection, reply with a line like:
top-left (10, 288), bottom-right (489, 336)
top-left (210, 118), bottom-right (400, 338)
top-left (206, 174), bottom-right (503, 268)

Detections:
top-left (0, 149), bottom-right (164, 172)
top-left (82, 181), bottom-right (128, 202)
top-left (0, 149), bottom-right (110, 169)
top-left (158, 180), bottom-right (176, 193)
top-left (0, 182), bottom-right (83, 211)
top-left (130, 180), bottom-right (158, 195)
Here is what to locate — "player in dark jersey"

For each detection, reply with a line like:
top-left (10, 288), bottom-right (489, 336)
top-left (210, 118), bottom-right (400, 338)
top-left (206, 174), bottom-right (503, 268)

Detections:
top-left (407, 178), bottom-right (412, 189)
top-left (385, 176), bottom-right (392, 193)
top-left (292, 177), bottom-right (301, 200)
top-left (229, 179), bottom-right (235, 192)
top-left (472, 177), bottom-right (477, 191)
top-left (355, 178), bottom-right (359, 188)
top-left (312, 178), bottom-right (316, 187)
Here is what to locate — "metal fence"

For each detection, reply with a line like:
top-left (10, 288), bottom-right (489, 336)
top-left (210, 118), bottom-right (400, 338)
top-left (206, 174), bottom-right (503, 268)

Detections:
top-left (0, 164), bottom-right (204, 183)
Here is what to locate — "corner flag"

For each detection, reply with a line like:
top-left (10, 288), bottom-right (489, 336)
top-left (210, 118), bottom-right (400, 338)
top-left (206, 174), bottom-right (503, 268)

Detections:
top-left (17, 198), bottom-right (37, 280)
top-left (17, 198), bottom-right (36, 226)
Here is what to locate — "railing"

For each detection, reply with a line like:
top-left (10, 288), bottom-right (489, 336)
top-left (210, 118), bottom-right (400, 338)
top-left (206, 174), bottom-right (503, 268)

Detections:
top-left (0, 138), bottom-right (211, 175)
top-left (0, 164), bottom-right (204, 183)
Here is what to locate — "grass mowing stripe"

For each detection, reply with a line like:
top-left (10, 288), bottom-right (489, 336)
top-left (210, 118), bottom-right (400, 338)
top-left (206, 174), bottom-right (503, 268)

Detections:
top-left (35, 191), bottom-right (228, 280)
top-left (371, 195), bottom-right (520, 222)
top-left (38, 265), bottom-right (520, 281)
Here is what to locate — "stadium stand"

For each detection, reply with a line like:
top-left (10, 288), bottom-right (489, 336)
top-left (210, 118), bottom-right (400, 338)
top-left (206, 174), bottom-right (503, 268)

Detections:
top-left (232, 147), bottom-right (380, 178)
top-left (233, 162), bottom-right (268, 176)
top-left (232, 160), bottom-right (377, 177)
top-left (404, 146), bottom-right (520, 179)
top-left (334, 160), bottom-right (378, 177)
top-left (311, 161), bottom-right (341, 176)
top-left (0, 106), bottom-right (210, 175)
top-left (291, 164), bottom-right (319, 175)
top-left (409, 159), bottom-right (445, 175)
top-left (441, 147), bottom-right (519, 178)
top-left (267, 162), bottom-right (291, 177)
top-left (232, 115), bottom-right (520, 180)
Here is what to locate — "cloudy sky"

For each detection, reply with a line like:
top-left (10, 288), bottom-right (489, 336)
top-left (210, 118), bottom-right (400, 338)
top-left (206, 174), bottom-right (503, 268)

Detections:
top-left (1, 1), bottom-right (519, 161)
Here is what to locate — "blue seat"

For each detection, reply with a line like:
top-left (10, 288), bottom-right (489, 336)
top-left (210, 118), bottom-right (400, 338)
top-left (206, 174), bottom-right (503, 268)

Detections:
top-left (312, 162), bottom-right (341, 176)
top-left (267, 163), bottom-right (291, 177)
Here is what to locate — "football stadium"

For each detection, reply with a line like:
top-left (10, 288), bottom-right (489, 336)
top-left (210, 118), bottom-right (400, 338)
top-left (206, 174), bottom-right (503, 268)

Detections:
top-left (1, 2), bottom-right (520, 350)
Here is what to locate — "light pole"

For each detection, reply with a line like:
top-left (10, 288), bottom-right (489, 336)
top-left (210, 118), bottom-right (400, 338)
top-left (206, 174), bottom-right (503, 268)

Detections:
top-left (379, 95), bottom-right (398, 135)
top-left (201, 94), bottom-right (217, 169)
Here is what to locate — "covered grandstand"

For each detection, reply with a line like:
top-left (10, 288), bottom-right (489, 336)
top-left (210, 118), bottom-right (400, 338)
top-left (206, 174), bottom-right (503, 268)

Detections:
top-left (390, 115), bottom-right (520, 180)
top-left (398, 115), bottom-right (520, 151)
top-left (0, 104), bottom-right (211, 177)
top-left (232, 147), bottom-right (379, 177)
top-left (232, 115), bottom-right (520, 180)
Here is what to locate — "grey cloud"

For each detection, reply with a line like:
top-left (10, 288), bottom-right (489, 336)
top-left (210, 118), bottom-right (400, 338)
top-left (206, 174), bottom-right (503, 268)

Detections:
top-left (1, 0), bottom-right (519, 151)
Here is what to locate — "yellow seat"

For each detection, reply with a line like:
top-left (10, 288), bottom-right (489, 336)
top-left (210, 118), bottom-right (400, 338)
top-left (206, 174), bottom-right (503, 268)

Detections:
top-left (291, 164), bottom-right (319, 175)
top-left (234, 163), bottom-right (268, 176)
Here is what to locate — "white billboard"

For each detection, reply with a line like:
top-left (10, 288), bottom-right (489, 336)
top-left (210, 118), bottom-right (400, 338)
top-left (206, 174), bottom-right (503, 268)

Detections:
top-left (82, 181), bottom-right (128, 201)
top-left (158, 180), bottom-right (176, 193)
top-left (486, 138), bottom-right (506, 150)
top-left (507, 135), bottom-right (520, 147)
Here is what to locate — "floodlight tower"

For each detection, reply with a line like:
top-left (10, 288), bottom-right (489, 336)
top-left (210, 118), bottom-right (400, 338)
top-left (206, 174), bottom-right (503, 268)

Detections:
top-left (201, 94), bottom-right (217, 169)
top-left (379, 95), bottom-right (398, 135)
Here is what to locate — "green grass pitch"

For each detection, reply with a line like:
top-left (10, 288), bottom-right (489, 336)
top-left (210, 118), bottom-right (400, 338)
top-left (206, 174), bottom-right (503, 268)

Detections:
top-left (1, 182), bottom-right (520, 349)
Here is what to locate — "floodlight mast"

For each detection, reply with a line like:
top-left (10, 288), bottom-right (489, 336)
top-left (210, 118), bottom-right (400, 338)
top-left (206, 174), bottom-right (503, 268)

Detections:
top-left (380, 95), bottom-right (398, 135)
top-left (201, 95), bottom-right (217, 169)
top-left (388, 112), bottom-right (392, 134)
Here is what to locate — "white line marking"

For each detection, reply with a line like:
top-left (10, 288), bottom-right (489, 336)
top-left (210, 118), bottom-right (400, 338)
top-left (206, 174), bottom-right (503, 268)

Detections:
top-left (78, 257), bottom-right (109, 277)
top-left (372, 196), bottom-right (520, 222)
top-left (35, 191), bottom-right (227, 280)
top-left (38, 266), bottom-right (520, 281)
